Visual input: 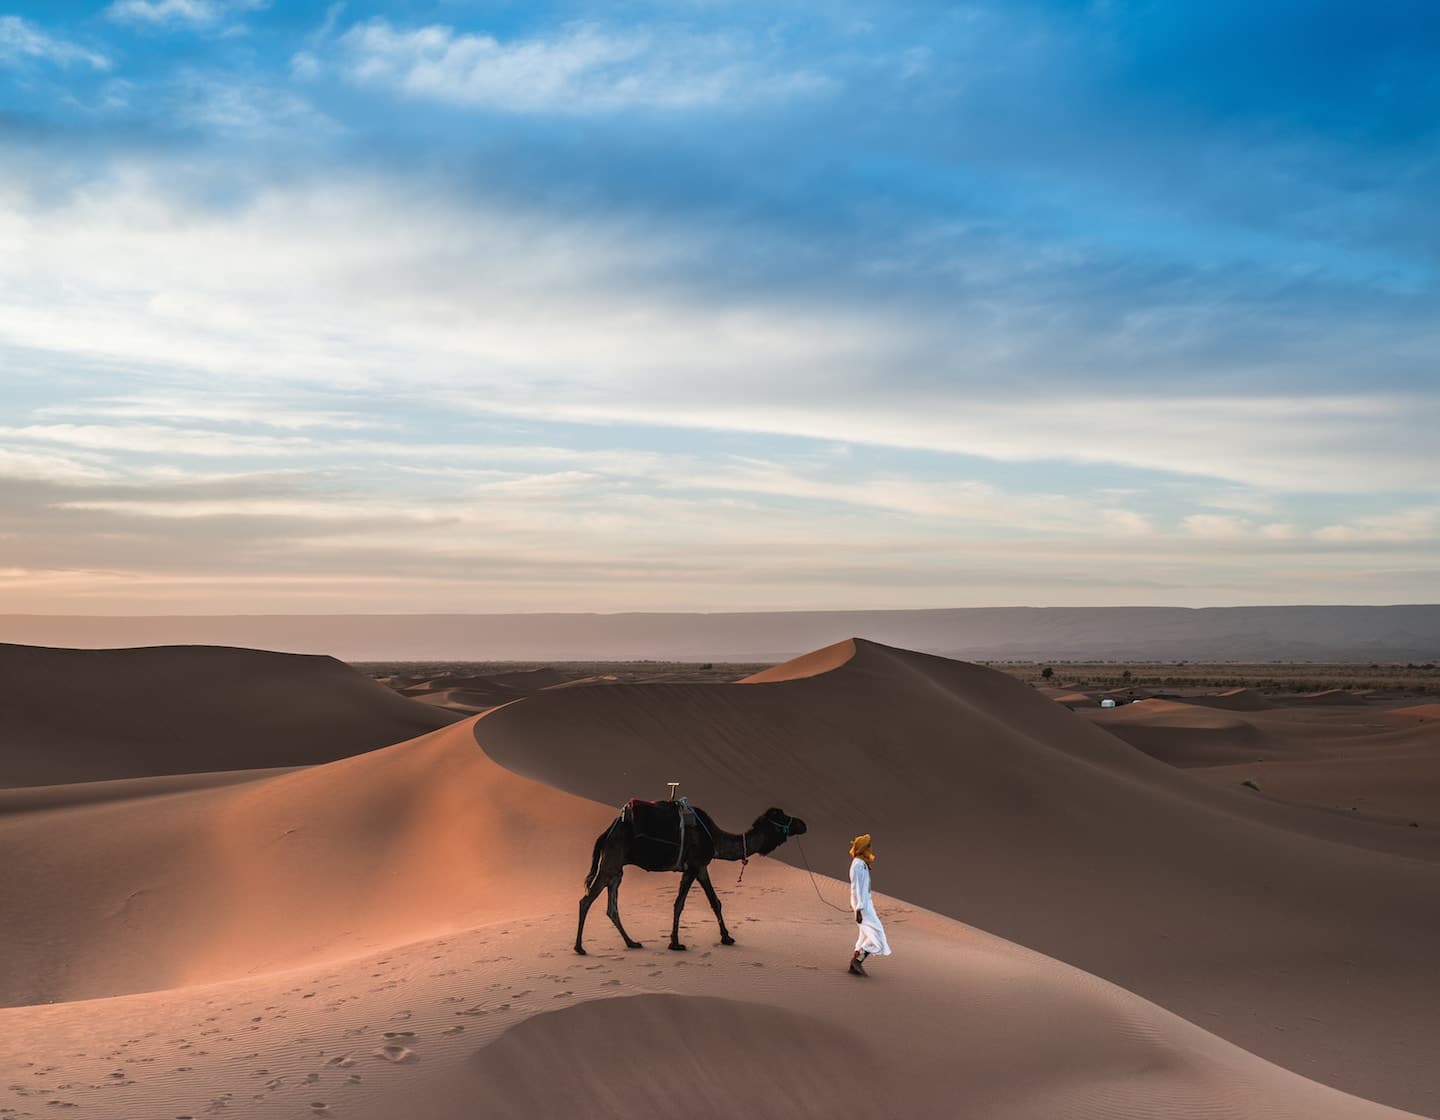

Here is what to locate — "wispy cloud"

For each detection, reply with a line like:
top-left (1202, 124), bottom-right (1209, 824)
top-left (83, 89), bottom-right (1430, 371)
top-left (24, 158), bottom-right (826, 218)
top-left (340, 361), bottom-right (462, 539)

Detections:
top-left (105, 0), bottom-right (267, 28)
top-left (0, 15), bottom-right (109, 69)
top-left (335, 19), bottom-right (834, 113)
top-left (1316, 507), bottom-right (1440, 544)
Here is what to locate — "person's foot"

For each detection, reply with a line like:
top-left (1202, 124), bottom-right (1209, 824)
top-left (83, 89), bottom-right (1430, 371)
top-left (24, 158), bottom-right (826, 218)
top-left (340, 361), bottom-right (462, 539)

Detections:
top-left (848, 955), bottom-right (867, 976)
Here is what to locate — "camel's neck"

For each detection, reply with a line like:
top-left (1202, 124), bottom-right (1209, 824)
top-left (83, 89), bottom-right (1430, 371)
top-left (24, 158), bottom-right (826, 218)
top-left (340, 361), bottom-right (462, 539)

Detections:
top-left (712, 826), bottom-right (767, 863)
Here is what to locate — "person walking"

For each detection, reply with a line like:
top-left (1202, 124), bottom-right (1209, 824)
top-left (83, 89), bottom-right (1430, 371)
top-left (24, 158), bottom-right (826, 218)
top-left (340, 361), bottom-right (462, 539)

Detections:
top-left (848, 833), bottom-right (890, 976)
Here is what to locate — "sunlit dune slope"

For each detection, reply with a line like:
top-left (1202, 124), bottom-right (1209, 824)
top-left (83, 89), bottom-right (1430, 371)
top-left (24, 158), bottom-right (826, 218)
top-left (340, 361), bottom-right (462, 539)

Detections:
top-left (476, 637), bottom-right (1440, 1115)
top-left (0, 642), bottom-right (458, 786)
top-left (0, 719), bottom-right (614, 1006)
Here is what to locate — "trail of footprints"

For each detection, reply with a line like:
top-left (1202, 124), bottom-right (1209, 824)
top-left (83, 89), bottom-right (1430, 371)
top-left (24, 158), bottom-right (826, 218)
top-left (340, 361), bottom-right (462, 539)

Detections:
top-left (0, 907), bottom-right (778, 1118)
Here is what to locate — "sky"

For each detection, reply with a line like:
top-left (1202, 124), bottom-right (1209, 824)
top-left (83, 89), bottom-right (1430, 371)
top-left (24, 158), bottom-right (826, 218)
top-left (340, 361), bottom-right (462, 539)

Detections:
top-left (1, 0), bottom-right (1437, 614)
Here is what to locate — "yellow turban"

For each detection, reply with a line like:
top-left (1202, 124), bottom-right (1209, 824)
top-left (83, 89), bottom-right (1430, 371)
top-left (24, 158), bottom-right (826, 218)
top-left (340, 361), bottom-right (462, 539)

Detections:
top-left (850, 834), bottom-right (875, 863)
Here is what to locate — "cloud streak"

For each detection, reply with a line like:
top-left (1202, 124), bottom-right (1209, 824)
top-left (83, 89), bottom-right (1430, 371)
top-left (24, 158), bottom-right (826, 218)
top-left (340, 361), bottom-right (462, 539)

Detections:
top-left (0, 15), bottom-right (108, 69)
top-left (104, 0), bottom-right (266, 29)
top-left (335, 19), bottom-right (833, 113)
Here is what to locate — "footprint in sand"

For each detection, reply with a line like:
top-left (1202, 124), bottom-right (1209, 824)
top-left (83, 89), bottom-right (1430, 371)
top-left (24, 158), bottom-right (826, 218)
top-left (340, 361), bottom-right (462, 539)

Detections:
top-left (442, 1026), bottom-right (464, 1036)
top-left (324, 1054), bottom-right (355, 1069)
top-left (381, 1031), bottom-right (414, 1040)
top-left (309, 1104), bottom-right (330, 1116)
top-left (373, 1044), bottom-right (416, 1064)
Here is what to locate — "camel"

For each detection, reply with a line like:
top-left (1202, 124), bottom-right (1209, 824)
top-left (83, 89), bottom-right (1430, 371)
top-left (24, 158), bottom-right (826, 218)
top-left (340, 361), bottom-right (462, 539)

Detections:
top-left (575, 802), bottom-right (807, 955)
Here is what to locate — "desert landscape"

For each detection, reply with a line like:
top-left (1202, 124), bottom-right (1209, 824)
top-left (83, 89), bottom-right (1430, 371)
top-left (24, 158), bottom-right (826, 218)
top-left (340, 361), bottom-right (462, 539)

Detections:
top-left (1, 637), bottom-right (1436, 1119)
top-left (4, 3), bottom-right (1437, 1116)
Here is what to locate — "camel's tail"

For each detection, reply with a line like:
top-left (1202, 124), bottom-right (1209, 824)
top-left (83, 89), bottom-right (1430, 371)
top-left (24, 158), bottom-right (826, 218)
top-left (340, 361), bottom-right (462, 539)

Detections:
top-left (584, 816), bottom-right (620, 889)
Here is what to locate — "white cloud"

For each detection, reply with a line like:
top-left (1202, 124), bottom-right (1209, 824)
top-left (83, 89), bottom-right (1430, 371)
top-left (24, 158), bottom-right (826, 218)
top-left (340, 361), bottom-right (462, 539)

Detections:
top-left (35, 395), bottom-right (377, 431)
top-left (1182, 514), bottom-right (1252, 539)
top-left (2, 424), bottom-right (314, 457)
top-left (335, 19), bottom-right (833, 113)
top-left (170, 73), bottom-right (332, 136)
top-left (1315, 508), bottom-right (1440, 543)
top-left (105, 0), bottom-right (266, 28)
top-left (0, 447), bottom-right (112, 483)
top-left (0, 15), bottom-right (109, 69)
top-left (55, 498), bottom-right (445, 521)
top-left (1, 166), bottom-right (1434, 500)
top-left (290, 50), bottom-right (320, 81)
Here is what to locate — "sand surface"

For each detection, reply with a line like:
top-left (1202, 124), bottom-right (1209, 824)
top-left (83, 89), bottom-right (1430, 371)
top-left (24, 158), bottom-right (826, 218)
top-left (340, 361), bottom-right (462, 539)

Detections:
top-left (0, 639), bottom-right (1436, 1118)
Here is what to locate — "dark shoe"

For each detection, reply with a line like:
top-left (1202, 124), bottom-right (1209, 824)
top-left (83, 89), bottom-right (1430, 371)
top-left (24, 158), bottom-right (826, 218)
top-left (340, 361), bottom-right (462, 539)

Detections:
top-left (848, 956), bottom-right (867, 976)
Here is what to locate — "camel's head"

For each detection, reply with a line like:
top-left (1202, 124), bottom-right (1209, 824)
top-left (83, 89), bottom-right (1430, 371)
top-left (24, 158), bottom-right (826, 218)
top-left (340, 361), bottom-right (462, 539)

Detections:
top-left (751, 807), bottom-right (807, 854)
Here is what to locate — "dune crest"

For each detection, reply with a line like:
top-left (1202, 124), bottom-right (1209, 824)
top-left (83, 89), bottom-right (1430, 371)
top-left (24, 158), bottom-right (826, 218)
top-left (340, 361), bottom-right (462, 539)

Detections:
top-left (739, 637), bottom-right (858, 683)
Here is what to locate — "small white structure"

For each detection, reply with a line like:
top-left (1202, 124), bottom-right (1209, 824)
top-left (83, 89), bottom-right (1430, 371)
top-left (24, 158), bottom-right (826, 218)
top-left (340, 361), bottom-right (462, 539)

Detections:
top-left (1099, 698), bottom-right (1118, 708)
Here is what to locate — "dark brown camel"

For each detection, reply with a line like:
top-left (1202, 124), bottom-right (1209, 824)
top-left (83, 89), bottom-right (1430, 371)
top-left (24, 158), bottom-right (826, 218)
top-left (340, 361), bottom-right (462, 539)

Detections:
top-left (575, 803), bottom-right (807, 955)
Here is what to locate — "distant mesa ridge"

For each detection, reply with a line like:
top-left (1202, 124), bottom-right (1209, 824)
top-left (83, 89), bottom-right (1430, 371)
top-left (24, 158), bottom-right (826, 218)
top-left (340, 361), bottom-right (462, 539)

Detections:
top-left (3, 604), bottom-right (1439, 661)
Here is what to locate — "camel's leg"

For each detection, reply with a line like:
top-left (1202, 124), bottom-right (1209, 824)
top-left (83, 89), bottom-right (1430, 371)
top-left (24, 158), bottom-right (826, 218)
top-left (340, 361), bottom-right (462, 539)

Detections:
top-left (669, 869), bottom-right (697, 951)
top-left (605, 874), bottom-right (643, 950)
top-left (695, 865), bottom-right (736, 946)
top-left (574, 873), bottom-right (606, 955)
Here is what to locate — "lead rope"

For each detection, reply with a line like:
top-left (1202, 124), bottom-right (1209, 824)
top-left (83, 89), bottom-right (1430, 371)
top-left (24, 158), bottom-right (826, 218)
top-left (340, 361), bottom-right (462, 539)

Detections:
top-left (793, 836), bottom-right (852, 915)
top-left (736, 832), bottom-right (749, 884)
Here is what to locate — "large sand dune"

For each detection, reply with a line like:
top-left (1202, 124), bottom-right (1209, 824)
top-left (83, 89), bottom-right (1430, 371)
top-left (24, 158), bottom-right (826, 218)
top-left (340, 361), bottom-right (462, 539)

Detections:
top-left (478, 638), bottom-right (1440, 1114)
top-left (0, 638), bottom-right (1436, 1118)
top-left (0, 643), bottom-right (458, 786)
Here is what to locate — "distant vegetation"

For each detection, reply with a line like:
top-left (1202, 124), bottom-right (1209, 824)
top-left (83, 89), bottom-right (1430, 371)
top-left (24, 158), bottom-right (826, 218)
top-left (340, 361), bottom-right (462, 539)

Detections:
top-left (353, 657), bottom-right (1440, 698)
top-left (998, 661), bottom-right (1440, 696)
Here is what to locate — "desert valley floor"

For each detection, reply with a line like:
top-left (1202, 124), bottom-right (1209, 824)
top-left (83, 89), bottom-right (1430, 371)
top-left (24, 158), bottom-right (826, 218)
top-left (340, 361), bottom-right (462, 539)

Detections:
top-left (0, 638), bottom-right (1437, 1119)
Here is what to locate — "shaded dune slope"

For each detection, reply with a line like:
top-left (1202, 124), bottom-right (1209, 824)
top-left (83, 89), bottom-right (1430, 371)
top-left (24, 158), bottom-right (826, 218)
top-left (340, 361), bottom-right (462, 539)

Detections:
top-left (1089, 700), bottom-right (1272, 766)
top-left (1088, 698), bottom-right (1440, 830)
top-left (477, 638), bottom-right (1440, 1115)
top-left (0, 643), bottom-right (458, 786)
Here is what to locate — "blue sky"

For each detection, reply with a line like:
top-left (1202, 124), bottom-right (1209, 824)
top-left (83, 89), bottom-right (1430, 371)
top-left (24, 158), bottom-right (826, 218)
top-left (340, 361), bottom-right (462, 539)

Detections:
top-left (1, 0), bottom-right (1437, 612)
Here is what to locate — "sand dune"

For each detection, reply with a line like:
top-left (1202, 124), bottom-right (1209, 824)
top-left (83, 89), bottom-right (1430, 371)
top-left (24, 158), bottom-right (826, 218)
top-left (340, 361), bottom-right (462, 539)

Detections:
top-left (1186, 686), bottom-right (1275, 711)
top-left (1087, 695), bottom-right (1440, 830)
top-left (478, 638), bottom-right (1440, 1115)
top-left (0, 643), bottom-right (457, 787)
top-left (1090, 699), bottom-right (1274, 765)
top-left (1, 637), bottom-right (1437, 1118)
top-left (0, 804), bottom-right (1422, 1119)
top-left (1294, 688), bottom-right (1371, 705)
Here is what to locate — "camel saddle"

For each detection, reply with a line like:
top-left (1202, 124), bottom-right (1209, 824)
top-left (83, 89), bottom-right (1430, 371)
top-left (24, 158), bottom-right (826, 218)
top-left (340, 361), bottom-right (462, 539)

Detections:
top-left (621, 797), bottom-right (698, 869)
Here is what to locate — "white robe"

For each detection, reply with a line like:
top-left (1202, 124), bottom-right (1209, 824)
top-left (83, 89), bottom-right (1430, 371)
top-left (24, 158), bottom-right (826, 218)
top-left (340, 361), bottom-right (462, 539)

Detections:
top-left (849, 857), bottom-right (891, 957)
